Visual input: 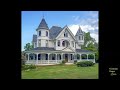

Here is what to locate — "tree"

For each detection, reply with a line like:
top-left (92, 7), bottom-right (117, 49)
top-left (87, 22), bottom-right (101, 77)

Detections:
top-left (81, 31), bottom-right (99, 63)
top-left (24, 43), bottom-right (33, 51)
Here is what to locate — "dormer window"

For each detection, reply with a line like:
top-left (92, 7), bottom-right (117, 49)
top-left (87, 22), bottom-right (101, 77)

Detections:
top-left (46, 31), bottom-right (48, 36)
top-left (39, 31), bottom-right (41, 36)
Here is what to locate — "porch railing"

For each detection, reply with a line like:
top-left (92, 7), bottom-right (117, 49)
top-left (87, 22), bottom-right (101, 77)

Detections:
top-left (25, 59), bottom-right (95, 64)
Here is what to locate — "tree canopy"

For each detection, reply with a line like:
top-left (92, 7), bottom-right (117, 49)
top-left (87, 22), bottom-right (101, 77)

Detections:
top-left (81, 32), bottom-right (99, 62)
top-left (24, 43), bottom-right (33, 51)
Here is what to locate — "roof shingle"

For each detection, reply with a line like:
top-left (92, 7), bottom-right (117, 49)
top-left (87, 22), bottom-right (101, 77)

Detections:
top-left (76, 49), bottom-right (93, 53)
top-left (37, 18), bottom-right (49, 30)
top-left (49, 26), bottom-right (63, 39)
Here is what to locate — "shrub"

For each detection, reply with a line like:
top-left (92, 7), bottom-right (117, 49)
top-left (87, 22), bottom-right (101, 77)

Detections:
top-left (74, 60), bottom-right (77, 64)
top-left (62, 60), bottom-right (66, 64)
top-left (22, 64), bottom-right (36, 70)
top-left (76, 61), bottom-right (94, 67)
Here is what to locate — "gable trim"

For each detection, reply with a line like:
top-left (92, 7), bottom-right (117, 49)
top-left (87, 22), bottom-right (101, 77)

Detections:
top-left (56, 26), bottom-right (76, 41)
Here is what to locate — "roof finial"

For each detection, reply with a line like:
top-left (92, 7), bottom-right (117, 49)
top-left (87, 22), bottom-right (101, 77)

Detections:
top-left (43, 11), bottom-right (44, 18)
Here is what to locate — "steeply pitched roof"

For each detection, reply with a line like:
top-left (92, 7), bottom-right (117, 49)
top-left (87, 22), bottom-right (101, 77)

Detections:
top-left (49, 26), bottom-right (63, 39)
top-left (75, 26), bottom-right (83, 36)
top-left (37, 18), bottom-right (49, 30)
top-left (32, 47), bottom-right (55, 51)
top-left (76, 49), bottom-right (94, 53)
top-left (32, 34), bottom-right (37, 42)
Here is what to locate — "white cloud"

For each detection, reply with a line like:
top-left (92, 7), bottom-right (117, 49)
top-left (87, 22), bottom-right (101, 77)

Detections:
top-left (69, 11), bottom-right (98, 43)
top-left (68, 25), bottom-right (79, 35)
top-left (72, 16), bottom-right (80, 21)
top-left (90, 33), bottom-right (98, 43)
top-left (68, 24), bottom-right (98, 43)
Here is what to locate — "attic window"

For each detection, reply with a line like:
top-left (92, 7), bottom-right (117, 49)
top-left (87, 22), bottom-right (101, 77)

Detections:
top-left (64, 31), bottom-right (68, 37)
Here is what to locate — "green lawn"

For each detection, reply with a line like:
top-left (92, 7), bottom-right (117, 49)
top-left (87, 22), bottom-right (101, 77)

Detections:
top-left (22, 64), bottom-right (98, 79)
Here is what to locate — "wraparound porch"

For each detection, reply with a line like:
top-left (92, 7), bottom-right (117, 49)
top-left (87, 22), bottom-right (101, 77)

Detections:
top-left (25, 53), bottom-right (95, 65)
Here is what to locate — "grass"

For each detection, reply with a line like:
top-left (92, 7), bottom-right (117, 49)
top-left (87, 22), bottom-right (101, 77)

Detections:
top-left (22, 64), bottom-right (98, 79)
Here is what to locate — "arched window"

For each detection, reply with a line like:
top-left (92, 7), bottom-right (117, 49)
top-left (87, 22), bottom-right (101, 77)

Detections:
top-left (39, 31), bottom-right (41, 36)
top-left (62, 41), bottom-right (65, 47)
top-left (46, 31), bottom-right (48, 36)
top-left (58, 40), bottom-right (60, 46)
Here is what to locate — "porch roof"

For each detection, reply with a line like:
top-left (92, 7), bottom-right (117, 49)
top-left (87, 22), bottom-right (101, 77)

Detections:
top-left (25, 47), bottom-right (94, 54)
top-left (76, 49), bottom-right (94, 53)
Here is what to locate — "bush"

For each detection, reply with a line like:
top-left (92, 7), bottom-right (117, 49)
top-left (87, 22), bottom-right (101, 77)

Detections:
top-left (74, 60), bottom-right (77, 64)
top-left (22, 64), bottom-right (36, 70)
top-left (76, 61), bottom-right (94, 67)
top-left (61, 60), bottom-right (66, 64)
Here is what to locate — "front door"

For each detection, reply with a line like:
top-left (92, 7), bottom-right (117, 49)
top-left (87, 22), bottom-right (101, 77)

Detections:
top-left (65, 54), bottom-right (68, 62)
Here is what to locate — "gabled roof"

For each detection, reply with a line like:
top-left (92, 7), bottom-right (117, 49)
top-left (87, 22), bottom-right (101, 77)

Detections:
top-left (36, 18), bottom-right (49, 30)
top-left (75, 26), bottom-right (83, 36)
top-left (49, 26), bottom-right (63, 39)
top-left (55, 25), bottom-right (76, 41)
top-left (32, 34), bottom-right (37, 42)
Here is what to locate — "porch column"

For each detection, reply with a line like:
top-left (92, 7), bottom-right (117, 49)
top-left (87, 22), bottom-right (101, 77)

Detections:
top-left (79, 54), bottom-right (81, 60)
top-left (87, 54), bottom-right (88, 60)
top-left (48, 53), bottom-right (49, 64)
top-left (56, 54), bottom-right (57, 63)
top-left (61, 53), bottom-right (63, 60)
top-left (72, 53), bottom-right (74, 60)
top-left (36, 53), bottom-right (38, 64)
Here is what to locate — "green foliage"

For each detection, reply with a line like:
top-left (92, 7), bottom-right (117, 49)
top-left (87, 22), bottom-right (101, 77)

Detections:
top-left (88, 54), bottom-right (94, 59)
top-left (22, 64), bottom-right (36, 70)
top-left (62, 60), bottom-right (67, 64)
top-left (74, 60), bottom-right (77, 64)
top-left (22, 64), bottom-right (98, 79)
top-left (81, 32), bottom-right (99, 63)
top-left (24, 43), bottom-right (33, 51)
top-left (95, 51), bottom-right (99, 63)
top-left (76, 61), bottom-right (95, 67)
top-left (81, 54), bottom-right (87, 59)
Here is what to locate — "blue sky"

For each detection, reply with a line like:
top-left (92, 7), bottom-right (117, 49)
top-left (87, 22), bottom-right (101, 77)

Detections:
top-left (22, 11), bottom-right (98, 51)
